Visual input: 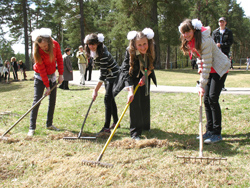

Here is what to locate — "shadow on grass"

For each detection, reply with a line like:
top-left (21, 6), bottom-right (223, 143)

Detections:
top-left (0, 82), bottom-right (23, 93)
top-left (142, 128), bottom-right (249, 157)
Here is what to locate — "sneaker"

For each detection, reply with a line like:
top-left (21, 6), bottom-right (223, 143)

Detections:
top-left (27, 129), bottom-right (35, 136)
top-left (204, 134), bottom-right (222, 144)
top-left (222, 88), bottom-right (227, 91)
top-left (99, 127), bottom-right (111, 134)
top-left (196, 131), bottom-right (212, 140)
top-left (47, 125), bottom-right (60, 131)
top-left (110, 123), bottom-right (120, 129)
top-left (132, 136), bottom-right (140, 140)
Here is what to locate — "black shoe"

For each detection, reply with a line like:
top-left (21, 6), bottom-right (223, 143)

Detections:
top-left (99, 127), bottom-right (111, 133)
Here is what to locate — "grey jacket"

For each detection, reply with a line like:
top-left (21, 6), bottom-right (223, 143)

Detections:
top-left (197, 27), bottom-right (230, 88)
top-left (62, 53), bottom-right (73, 81)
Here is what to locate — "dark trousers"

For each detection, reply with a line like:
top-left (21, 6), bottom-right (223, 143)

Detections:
top-left (85, 66), bottom-right (92, 81)
top-left (59, 81), bottom-right (69, 89)
top-left (204, 73), bottom-right (227, 135)
top-left (4, 72), bottom-right (8, 80)
top-left (21, 69), bottom-right (27, 79)
top-left (130, 79), bottom-right (151, 137)
top-left (13, 69), bottom-right (18, 80)
top-left (104, 81), bottom-right (118, 128)
top-left (30, 79), bottom-right (57, 130)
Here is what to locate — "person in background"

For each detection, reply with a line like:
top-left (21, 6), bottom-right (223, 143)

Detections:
top-left (230, 56), bottom-right (234, 69)
top-left (84, 33), bottom-right (119, 134)
top-left (0, 61), bottom-right (3, 82)
top-left (18, 60), bottom-right (27, 80)
top-left (85, 56), bottom-right (93, 81)
top-left (11, 57), bottom-right (19, 81)
top-left (3, 60), bottom-right (10, 81)
top-left (179, 19), bottom-right (230, 144)
top-left (59, 48), bottom-right (73, 90)
top-left (191, 58), bottom-right (197, 69)
top-left (113, 28), bottom-right (157, 140)
top-left (76, 45), bottom-right (87, 85)
top-left (212, 17), bottom-right (233, 91)
top-left (28, 28), bottom-right (64, 136)
top-left (246, 57), bottom-right (250, 71)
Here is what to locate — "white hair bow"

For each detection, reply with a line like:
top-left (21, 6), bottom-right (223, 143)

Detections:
top-left (84, 33), bottom-right (105, 44)
top-left (127, 28), bottom-right (154, 40)
top-left (31, 28), bottom-right (52, 41)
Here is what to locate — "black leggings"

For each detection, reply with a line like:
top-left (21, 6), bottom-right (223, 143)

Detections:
top-left (204, 73), bottom-right (227, 135)
top-left (103, 81), bottom-right (118, 128)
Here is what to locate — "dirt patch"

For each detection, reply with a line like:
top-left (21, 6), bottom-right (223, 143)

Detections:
top-left (0, 135), bottom-right (20, 144)
top-left (110, 138), bottom-right (170, 149)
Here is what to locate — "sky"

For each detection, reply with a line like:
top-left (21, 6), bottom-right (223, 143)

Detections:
top-left (8, 0), bottom-right (250, 54)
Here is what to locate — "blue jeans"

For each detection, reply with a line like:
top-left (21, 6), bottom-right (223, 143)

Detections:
top-left (204, 73), bottom-right (227, 135)
top-left (30, 79), bottom-right (57, 130)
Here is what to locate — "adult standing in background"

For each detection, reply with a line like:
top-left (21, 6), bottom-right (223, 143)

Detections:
top-left (11, 57), bottom-right (19, 81)
top-left (18, 60), bottom-right (27, 80)
top-left (212, 17), bottom-right (233, 91)
top-left (85, 57), bottom-right (93, 81)
top-left (76, 45), bottom-right (87, 85)
top-left (246, 57), bottom-right (250, 71)
top-left (59, 48), bottom-right (73, 90)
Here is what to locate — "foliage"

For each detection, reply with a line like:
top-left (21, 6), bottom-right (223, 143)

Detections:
top-left (1, 0), bottom-right (250, 69)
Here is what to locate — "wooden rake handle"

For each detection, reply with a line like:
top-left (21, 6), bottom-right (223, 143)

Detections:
top-left (1, 83), bottom-right (58, 138)
top-left (199, 94), bottom-right (203, 157)
top-left (97, 84), bottom-right (140, 162)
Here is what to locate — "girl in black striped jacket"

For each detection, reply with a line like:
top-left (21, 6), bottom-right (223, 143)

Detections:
top-left (84, 33), bottom-right (120, 133)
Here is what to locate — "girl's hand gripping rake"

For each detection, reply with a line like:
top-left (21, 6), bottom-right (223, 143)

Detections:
top-left (82, 84), bottom-right (140, 168)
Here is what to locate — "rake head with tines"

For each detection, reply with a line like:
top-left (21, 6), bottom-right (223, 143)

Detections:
top-left (63, 99), bottom-right (96, 141)
top-left (177, 94), bottom-right (227, 164)
top-left (82, 84), bottom-right (140, 168)
top-left (63, 136), bottom-right (97, 141)
top-left (82, 160), bottom-right (113, 168)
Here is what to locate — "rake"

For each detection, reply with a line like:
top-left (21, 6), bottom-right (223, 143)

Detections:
top-left (82, 84), bottom-right (140, 168)
top-left (1, 83), bottom-right (58, 140)
top-left (63, 99), bottom-right (96, 141)
top-left (177, 94), bottom-right (227, 163)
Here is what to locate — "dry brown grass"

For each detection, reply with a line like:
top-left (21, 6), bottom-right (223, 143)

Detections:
top-left (0, 70), bottom-right (250, 187)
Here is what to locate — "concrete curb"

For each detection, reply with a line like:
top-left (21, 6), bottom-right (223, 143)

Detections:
top-left (69, 70), bottom-right (250, 95)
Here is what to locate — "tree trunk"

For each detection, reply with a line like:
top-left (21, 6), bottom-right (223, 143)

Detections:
top-left (165, 45), bottom-right (170, 69)
top-left (79, 0), bottom-right (85, 46)
top-left (22, 0), bottom-right (29, 70)
top-left (151, 0), bottom-right (161, 69)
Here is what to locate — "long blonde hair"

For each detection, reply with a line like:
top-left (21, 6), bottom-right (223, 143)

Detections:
top-left (33, 36), bottom-right (54, 63)
top-left (179, 19), bottom-right (202, 56)
top-left (128, 32), bottom-right (155, 76)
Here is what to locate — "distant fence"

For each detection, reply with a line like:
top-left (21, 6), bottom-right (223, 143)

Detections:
top-left (161, 58), bottom-right (248, 69)
top-left (162, 59), bottom-right (195, 69)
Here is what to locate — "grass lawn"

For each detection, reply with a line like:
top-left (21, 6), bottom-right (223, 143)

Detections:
top-left (0, 70), bottom-right (250, 187)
